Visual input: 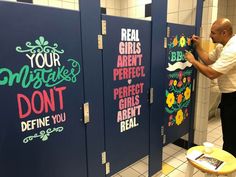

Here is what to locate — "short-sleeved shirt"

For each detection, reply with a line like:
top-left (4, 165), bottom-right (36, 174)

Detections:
top-left (209, 35), bottom-right (236, 93)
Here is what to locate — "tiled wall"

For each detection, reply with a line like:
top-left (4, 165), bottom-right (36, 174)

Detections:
top-left (167, 0), bottom-right (197, 25)
top-left (32, 0), bottom-right (79, 10)
top-left (217, 0), bottom-right (227, 19)
top-left (219, 0), bottom-right (236, 33)
top-left (100, 0), bottom-right (152, 20)
top-left (193, 0), bottom-right (219, 145)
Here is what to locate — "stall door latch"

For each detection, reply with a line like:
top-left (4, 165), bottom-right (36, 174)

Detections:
top-left (149, 88), bottom-right (154, 104)
top-left (83, 102), bottom-right (90, 124)
top-left (98, 35), bottom-right (103, 49)
top-left (105, 162), bottom-right (110, 175)
top-left (102, 20), bottom-right (107, 35)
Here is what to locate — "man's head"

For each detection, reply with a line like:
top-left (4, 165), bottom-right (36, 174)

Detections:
top-left (210, 18), bottom-right (233, 45)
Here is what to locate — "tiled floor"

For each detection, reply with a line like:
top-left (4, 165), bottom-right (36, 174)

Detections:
top-left (111, 116), bottom-right (223, 177)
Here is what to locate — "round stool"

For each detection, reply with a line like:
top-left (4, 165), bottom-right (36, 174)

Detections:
top-left (185, 146), bottom-right (236, 177)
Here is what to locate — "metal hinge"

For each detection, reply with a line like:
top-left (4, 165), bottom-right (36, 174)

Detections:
top-left (149, 88), bottom-right (154, 104)
top-left (192, 78), bottom-right (195, 92)
top-left (98, 35), bottom-right (103, 49)
top-left (102, 20), bottom-right (107, 35)
top-left (163, 134), bottom-right (166, 144)
top-left (161, 125), bottom-right (164, 136)
top-left (105, 162), bottom-right (110, 175)
top-left (164, 37), bottom-right (167, 48)
top-left (83, 102), bottom-right (90, 124)
top-left (167, 26), bottom-right (170, 37)
top-left (101, 152), bottom-right (106, 164)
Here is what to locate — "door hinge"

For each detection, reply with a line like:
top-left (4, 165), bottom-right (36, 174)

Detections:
top-left (167, 26), bottom-right (170, 38)
top-left (163, 134), bottom-right (166, 144)
top-left (161, 125), bottom-right (164, 136)
top-left (105, 162), bottom-right (110, 175)
top-left (149, 88), bottom-right (154, 104)
top-left (83, 102), bottom-right (90, 124)
top-left (192, 78), bottom-right (195, 92)
top-left (101, 152), bottom-right (106, 164)
top-left (102, 20), bottom-right (107, 35)
top-left (164, 37), bottom-right (167, 48)
top-left (98, 35), bottom-right (103, 49)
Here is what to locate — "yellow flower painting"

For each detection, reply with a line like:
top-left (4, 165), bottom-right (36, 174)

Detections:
top-left (166, 92), bottom-right (175, 108)
top-left (184, 87), bottom-right (191, 100)
top-left (175, 109), bottom-right (184, 125)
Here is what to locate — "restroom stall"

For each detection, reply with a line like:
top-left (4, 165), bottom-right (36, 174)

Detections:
top-left (0, 2), bottom-right (88, 177)
top-left (163, 23), bottom-right (195, 145)
top-left (101, 15), bottom-right (152, 175)
top-left (0, 0), bottom-right (204, 177)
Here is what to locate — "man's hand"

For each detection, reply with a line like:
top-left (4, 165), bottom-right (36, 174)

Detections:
top-left (191, 34), bottom-right (201, 48)
top-left (184, 51), bottom-right (196, 64)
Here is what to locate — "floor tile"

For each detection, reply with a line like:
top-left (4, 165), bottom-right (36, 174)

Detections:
top-left (119, 167), bottom-right (142, 177)
top-left (163, 146), bottom-right (179, 156)
top-left (162, 162), bottom-right (175, 175)
top-left (167, 144), bottom-right (183, 151)
top-left (164, 157), bottom-right (184, 168)
top-left (111, 174), bottom-right (121, 177)
top-left (173, 149), bottom-right (187, 162)
top-left (208, 132), bottom-right (221, 139)
top-left (167, 169), bottom-right (185, 177)
top-left (131, 161), bottom-right (148, 174)
top-left (163, 152), bottom-right (171, 161)
top-left (141, 156), bottom-right (148, 164)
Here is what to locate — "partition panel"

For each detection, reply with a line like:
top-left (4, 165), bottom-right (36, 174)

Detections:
top-left (163, 23), bottom-right (195, 145)
top-left (102, 15), bottom-right (151, 175)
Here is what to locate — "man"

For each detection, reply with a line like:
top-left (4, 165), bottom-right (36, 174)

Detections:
top-left (185, 18), bottom-right (236, 157)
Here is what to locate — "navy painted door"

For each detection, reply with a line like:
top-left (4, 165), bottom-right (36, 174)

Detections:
top-left (102, 15), bottom-right (151, 175)
top-left (163, 23), bottom-right (195, 145)
top-left (0, 2), bottom-right (87, 177)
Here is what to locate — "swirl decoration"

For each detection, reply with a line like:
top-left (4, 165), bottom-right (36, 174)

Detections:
top-left (23, 127), bottom-right (64, 143)
top-left (16, 36), bottom-right (64, 54)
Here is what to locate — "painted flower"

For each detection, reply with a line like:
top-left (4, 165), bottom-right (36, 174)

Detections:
top-left (175, 109), bottom-right (184, 125)
top-left (173, 36), bottom-right (178, 47)
top-left (169, 115), bottom-right (173, 121)
top-left (184, 87), bottom-right (191, 100)
top-left (166, 92), bottom-right (175, 108)
top-left (169, 79), bottom-right (174, 86)
top-left (178, 71), bottom-right (183, 79)
top-left (177, 81), bottom-right (183, 87)
top-left (168, 122), bottom-right (172, 127)
top-left (187, 38), bottom-right (192, 46)
top-left (187, 76), bottom-right (191, 83)
top-left (173, 80), bottom-right (177, 86)
top-left (183, 77), bottom-right (187, 83)
top-left (179, 36), bottom-right (186, 47)
top-left (177, 94), bottom-right (183, 104)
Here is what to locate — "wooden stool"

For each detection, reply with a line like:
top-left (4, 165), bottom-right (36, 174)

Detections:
top-left (185, 146), bottom-right (236, 177)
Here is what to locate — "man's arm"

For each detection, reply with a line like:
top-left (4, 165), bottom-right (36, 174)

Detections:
top-left (185, 52), bottom-right (222, 80)
top-left (191, 35), bottom-right (215, 65)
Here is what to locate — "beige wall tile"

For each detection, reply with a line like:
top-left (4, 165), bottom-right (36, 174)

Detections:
top-left (167, 13), bottom-right (179, 24)
top-left (168, 0), bottom-right (179, 13)
top-left (120, 9), bottom-right (128, 17)
top-left (179, 0), bottom-right (193, 11)
top-left (179, 10), bottom-right (193, 25)
top-left (100, 0), bottom-right (106, 8)
top-left (136, 6), bottom-right (145, 18)
top-left (62, 1), bottom-right (75, 10)
top-left (106, 0), bottom-right (115, 9)
top-left (49, 0), bottom-right (62, 8)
